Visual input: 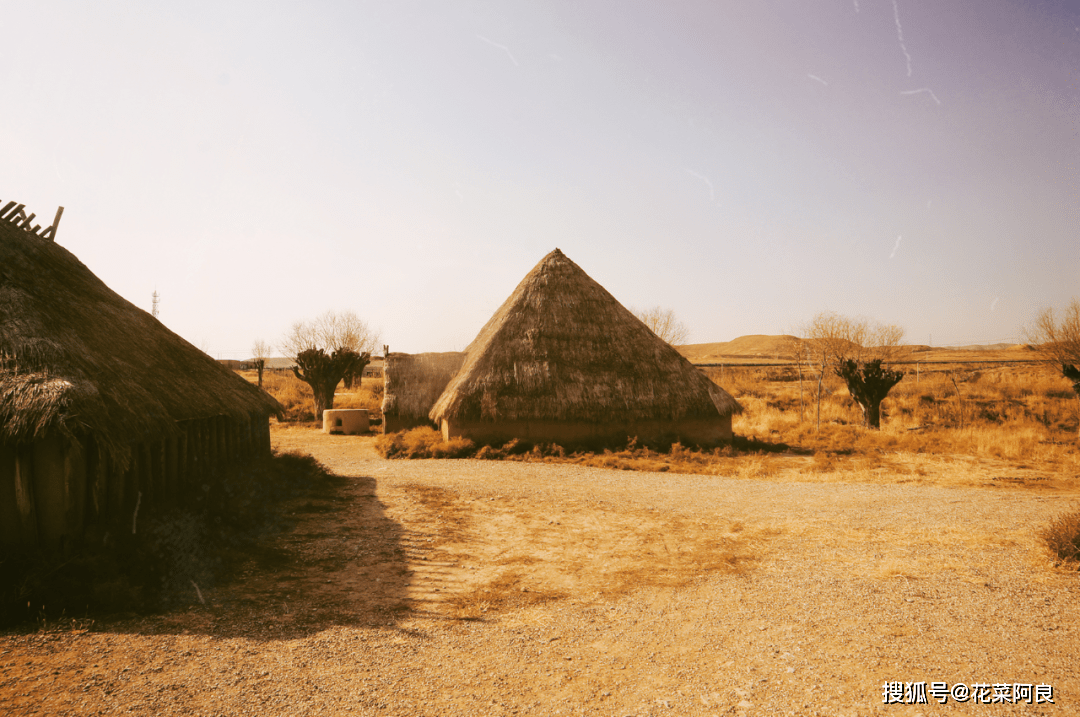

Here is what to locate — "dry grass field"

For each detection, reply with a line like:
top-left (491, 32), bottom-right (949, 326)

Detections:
top-left (676, 336), bottom-right (1034, 365)
top-left (245, 371), bottom-right (385, 423)
top-left (3, 355), bottom-right (1078, 716)
top-left (716, 360), bottom-right (1080, 481)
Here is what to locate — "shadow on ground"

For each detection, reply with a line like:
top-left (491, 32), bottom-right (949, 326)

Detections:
top-left (2, 451), bottom-right (423, 641)
top-left (100, 469), bottom-right (418, 641)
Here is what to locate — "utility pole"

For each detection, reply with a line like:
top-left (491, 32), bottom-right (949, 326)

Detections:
top-left (152, 290), bottom-right (160, 318)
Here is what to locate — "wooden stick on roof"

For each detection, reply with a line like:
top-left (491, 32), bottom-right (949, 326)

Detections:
top-left (41, 206), bottom-right (64, 242)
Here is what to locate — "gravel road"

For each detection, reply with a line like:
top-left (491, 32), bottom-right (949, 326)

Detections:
top-left (2, 427), bottom-right (1078, 716)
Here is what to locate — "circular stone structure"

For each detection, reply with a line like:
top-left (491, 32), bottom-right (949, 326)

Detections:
top-left (323, 409), bottom-right (369, 435)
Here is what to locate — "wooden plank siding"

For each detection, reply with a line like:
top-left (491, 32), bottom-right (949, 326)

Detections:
top-left (0, 413), bottom-right (273, 553)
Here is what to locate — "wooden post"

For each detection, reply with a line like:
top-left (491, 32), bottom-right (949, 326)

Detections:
top-left (140, 442), bottom-right (154, 514)
top-left (4, 205), bottom-right (26, 222)
top-left (816, 359), bottom-right (827, 433)
top-left (0, 446), bottom-right (23, 549)
top-left (228, 418), bottom-right (237, 464)
top-left (219, 417), bottom-right (229, 467)
top-left (164, 436), bottom-right (177, 507)
top-left (176, 430), bottom-right (188, 495)
top-left (189, 420), bottom-right (202, 486)
top-left (13, 448), bottom-right (39, 547)
top-left (109, 451), bottom-right (128, 533)
top-left (208, 417), bottom-right (219, 479)
top-left (237, 419), bottom-right (246, 461)
top-left (220, 416), bottom-right (229, 467)
top-left (87, 439), bottom-right (106, 525)
top-left (49, 206), bottom-right (63, 241)
top-left (40, 207), bottom-right (64, 241)
top-left (257, 414), bottom-right (271, 456)
top-left (797, 355), bottom-right (805, 423)
top-left (950, 373), bottom-right (964, 430)
top-left (63, 440), bottom-right (86, 551)
top-left (116, 451), bottom-right (138, 538)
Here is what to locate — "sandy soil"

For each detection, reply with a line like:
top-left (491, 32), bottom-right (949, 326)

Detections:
top-left (2, 424), bottom-right (1078, 716)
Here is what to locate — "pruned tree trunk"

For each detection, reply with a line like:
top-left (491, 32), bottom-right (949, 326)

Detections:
top-left (254, 358), bottom-right (266, 388)
top-left (342, 355), bottom-right (372, 390)
top-left (835, 359), bottom-right (904, 429)
top-left (311, 383), bottom-right (334, 418)
top-left (950, 374), bottom-right (965, 430)
top-left (292, 348), bottom-right (370, 420)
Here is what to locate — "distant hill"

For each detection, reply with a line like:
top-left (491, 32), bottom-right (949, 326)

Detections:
top-left (678, 336), bottom-right (1035, 364)
top-left (939, 343), bottom-right (1018, 351)
top-left (677, 335), bottom-right (799, 363)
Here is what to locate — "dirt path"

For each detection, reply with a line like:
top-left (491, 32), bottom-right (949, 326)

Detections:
top-left (2, 426), bottom-right (1079, 716)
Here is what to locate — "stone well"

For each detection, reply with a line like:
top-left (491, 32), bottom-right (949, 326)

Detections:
top-left (323, 409), bottom-right (369, 435)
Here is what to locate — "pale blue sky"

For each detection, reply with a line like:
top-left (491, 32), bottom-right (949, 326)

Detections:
top-left (3, 1), bottom-right (1077, 357)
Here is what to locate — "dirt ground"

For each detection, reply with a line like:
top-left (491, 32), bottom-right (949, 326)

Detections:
top-left (2, 424), bottom-right (1079, 716)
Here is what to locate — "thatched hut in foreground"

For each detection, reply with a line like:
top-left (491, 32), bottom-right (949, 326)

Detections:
top-left (428, 249), bottom-right (741, 446)
top-left (1, 209), bottom-right (281, 554)
top-left (382, 351), bottom-right (466, 433)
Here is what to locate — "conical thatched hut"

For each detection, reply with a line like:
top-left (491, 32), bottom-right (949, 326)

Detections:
top-left (429, 249), bottom-right (741, 446)
top-left (1, 207), bottom-right (281, 553)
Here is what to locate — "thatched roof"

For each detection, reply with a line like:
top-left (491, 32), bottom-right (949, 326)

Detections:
top-left (0, 217), bottom-right (281, 463)
top-left (383, 352), bottom-right (466, 422)
top-left (429, 249), bottom-right (741, 424)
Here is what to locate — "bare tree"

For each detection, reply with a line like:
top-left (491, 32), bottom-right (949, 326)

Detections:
top-left (801, 314), bottom-right (844, 432)
top-left (1024, 298), bottom-right (1080, 437)
top-left (635, 306), bottom-right (690, 346)
top-left (803, 311), bottom-right (908, 429)
top-left (783, 336), bottom-right (811, 423)
top-left (251, 339), bottom-right (272, 388)
top-left (281, 310), bottom-right (381, 417)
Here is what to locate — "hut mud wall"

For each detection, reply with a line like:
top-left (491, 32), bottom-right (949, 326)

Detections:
top-left (382, 352), bottom-right (466, 434)
top-left (0, 412), bottom-right (272, 554)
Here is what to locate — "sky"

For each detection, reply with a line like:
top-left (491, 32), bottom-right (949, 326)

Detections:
top-left (3, 0), bottom-right (1077, 357)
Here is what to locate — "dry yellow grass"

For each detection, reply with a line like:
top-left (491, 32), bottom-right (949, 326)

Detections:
top-left (253, 357), bottom-right (1079, 494)
top-left (334, 377), bottom-right (385, 414)
top-left (716, 362), bottom-right (1080, 475)
top-left (372, 360), bottom-right (1079, 496)
top-left (1041, 507), bottom-right (1080, 567)
top-left (239, 370), bottom-right (384, 424)
top-left (375, 427), bottom-right (474, 459)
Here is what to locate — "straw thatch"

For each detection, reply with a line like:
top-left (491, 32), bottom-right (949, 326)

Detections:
top-left (0, 218), bottom-right (281, 468)
top-left (382, 352), bottom-right (466, 433)
top-left (429, 249), bottom-right (741, 437)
